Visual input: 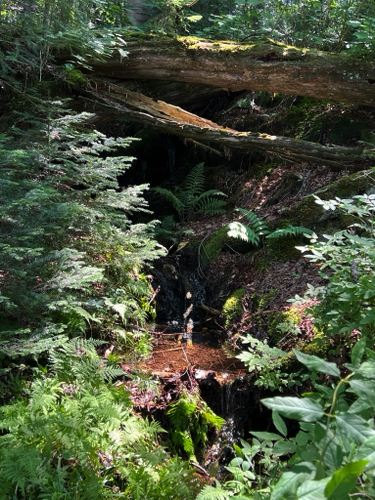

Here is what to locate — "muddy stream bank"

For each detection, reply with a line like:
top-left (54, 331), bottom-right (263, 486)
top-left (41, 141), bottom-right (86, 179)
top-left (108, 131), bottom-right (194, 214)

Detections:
top-left (128, 253), bottom-right (279, 471)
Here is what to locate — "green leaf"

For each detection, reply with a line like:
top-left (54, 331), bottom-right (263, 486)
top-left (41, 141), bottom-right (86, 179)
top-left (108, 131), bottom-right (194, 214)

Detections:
top-left (272, 410), bottom-right (287, 437)
top-left (336, 412), bottom-right (375, 445)
top-left (295, 431), bottom-right (309, 446)
top-left (355, 436), bottom-right (375, 470)
top-left (359, 313), bottom-right (375, 325)
top-left (355, 361), bottom-right (375, 380)
top-left (293, 349), bottom-right (340, 377)
top-left (323, 439), bottom-right (343, 471)
top-left (350, 336), bottom-right (367, 367)
top-left (296, 478), bottom-right (330, 499)
top-left (250, 431), bottom-right (281, 441)
top-left (272, 440), bottom-right (297, 456)
top-left (271, 471), bottom-right (312, 500)
top-left (324, 460), bottom-right (368, 499)
top-left (349, 379), bottom-right (375, 407)
top-left (262, 397), bottom-right (324, 422)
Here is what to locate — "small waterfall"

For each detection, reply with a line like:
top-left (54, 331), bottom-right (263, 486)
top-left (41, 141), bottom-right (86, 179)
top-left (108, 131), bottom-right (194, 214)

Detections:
top-left (150, 253), bottom-right (273, 468)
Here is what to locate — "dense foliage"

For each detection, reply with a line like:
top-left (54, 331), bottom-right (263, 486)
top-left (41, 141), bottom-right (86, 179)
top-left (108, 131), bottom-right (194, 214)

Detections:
top-left (0, 103), bottom-right (165, 358)
top-left (0, 338), bottom-right (196, 499)
top-left (2, 1), bottom-right (375, 499)
top-left (185, 0), bottom-right (375, 53)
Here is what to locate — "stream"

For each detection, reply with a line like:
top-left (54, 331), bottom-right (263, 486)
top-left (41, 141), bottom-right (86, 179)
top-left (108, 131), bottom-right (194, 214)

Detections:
top-left (146, 253), bottom-right (274, 470)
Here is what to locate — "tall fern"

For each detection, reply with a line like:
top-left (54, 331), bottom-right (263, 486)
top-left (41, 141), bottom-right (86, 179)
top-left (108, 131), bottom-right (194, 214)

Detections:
top-left (153, 162), bottom-right (227, 222)
top-left (0, 104), bottom-right (165, 356)
top-left (167, 390), bottom-right (225, 461)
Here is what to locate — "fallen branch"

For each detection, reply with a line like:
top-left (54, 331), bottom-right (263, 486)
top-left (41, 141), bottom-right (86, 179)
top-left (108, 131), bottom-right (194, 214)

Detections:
top-left (80, 79), bottom-right (374, 167)
top-left (199, 304), bottom-right (222, 316)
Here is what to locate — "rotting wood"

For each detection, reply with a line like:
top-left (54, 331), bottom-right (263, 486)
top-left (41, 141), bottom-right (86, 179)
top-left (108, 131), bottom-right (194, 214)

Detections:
top-left (80, 79), bottom-right (374, 167)
top-left (77, 36), bottom-right (375, 107)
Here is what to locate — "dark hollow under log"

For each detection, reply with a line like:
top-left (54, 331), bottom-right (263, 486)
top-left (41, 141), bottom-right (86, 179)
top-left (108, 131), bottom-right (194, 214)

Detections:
top-left (80, 79), bottom-right (374, 168)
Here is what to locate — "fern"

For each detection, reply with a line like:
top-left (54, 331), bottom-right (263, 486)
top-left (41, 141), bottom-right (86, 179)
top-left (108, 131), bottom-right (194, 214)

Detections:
top-left (153, 163), bottom-right (226, 222)
top-left (266, 225), bottom-right (313, 239)
top-left (167, 391), bottom-right (225, 460)
top-left (227, 208), bottom-right (312, 247)
top-left (196, 481), bottom-right (230, 500)
top-left (0, 106), bottom-right (165, 356)
top-left (227, 221), bottom-right (262, 245)
top-left (0, 338), bottom-right (197, 498)
top-left (152, 186), bottom-right (184, 214)
top-left (227, 208), bottom-right (269, 246)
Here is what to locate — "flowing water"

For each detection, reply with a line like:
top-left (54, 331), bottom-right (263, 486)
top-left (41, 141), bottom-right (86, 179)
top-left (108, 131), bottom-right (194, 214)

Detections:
top-left (151, 254), bottom-right (271, 468)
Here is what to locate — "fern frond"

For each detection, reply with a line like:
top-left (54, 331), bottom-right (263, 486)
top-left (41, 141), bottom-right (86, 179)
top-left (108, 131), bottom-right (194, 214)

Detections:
top-left (227, 221), bottom-right (261, 245)
top-left (196, 482), bottom-right (230, 500)
top-left (237, 207), bottom-right (269, 234)
top-left (194, 195), bottom-right (227, 216)
top-left (167, 399), bottom-right (196, 428)
top-left (152, 186), bottom-right (184, 213)
top-left (202, 411), bottom-right (226, 430)
top-left (266, 225), bottom-right (313, 239)
top-left (183, 162), bottom-right (206, 195)
top-left (195, 189), bottom-right (227, 202)
top-left (0, 445), bottom-right (44, 493)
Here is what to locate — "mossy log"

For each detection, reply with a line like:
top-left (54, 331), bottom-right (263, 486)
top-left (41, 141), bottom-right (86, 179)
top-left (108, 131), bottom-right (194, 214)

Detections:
top-left (81, 35), bottom-right (375, 107)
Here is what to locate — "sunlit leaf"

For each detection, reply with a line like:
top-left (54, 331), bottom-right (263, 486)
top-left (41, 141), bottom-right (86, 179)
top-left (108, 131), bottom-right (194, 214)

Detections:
top-left (262, 397), bottom-right (324, 422)
top-left (272, 410), bottom-right (287, 437)
top-left (293, 350), bottom-right (340, 377)
top-left (297, 478), bottom-right (330, 500)
top-left (325, 460), bottom-right (368, 499)
top-left (336, 412), bottom-right (375, 445)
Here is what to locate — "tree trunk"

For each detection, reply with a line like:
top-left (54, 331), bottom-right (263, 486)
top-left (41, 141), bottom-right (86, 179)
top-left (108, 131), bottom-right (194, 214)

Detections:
top-left (82, 79), bottom-right (373, 168)
top-left (83, 35), bottom-right (375, 107)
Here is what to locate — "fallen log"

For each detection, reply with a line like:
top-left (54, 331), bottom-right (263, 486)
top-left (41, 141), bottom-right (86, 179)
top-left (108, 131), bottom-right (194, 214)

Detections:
top-left (81, 79), bottom-right (375, 167)
top-left (80, 35), bottom-right (375, 108)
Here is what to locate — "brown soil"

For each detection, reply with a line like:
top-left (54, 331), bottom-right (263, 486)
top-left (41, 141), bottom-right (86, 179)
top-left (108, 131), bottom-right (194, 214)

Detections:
top-left (142, 333), bottom-right (247, 380)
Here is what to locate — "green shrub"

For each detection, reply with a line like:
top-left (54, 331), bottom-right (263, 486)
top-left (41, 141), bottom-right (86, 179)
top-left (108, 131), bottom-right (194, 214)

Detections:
top-left (0, 105), bottom-right (165, 359)
top-left (296, 194), bottom-right (375, 347)
top-left (198, 348), bottom-right (375, 499)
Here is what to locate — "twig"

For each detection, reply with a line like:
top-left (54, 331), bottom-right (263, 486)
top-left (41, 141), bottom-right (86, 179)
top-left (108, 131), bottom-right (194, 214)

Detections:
top-left (199, 304), bottom-right (222, 316)
top-left (190, 461), bottom-right (210, 477)
top-left (224, 242), bottom-right (241, 254)
top-left (181, 346), bottom-right (191, 367)
top-left (293, 167), bottom-right (310, 198)
top-left (349, 494), bottom-right (374, 499)
top-left (148, 285), bottom-right (160, 305)
top-left (181, 347), bottom-right (195, 387)
top-left (185, 138), bottom-right (223, 156)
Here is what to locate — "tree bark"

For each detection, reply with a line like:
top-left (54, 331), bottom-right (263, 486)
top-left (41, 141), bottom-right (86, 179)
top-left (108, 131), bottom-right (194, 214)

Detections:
top-left (83, 35), bottom-right (375, 107)
top-left (82, 79), bottom-right (374, 168)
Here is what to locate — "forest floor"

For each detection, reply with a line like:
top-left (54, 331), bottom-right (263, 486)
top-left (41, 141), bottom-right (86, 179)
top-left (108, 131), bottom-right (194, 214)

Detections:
top-left (129, 95), bottom-right (375, 379)
top-left (140, 161), bottom-right (350, 376)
